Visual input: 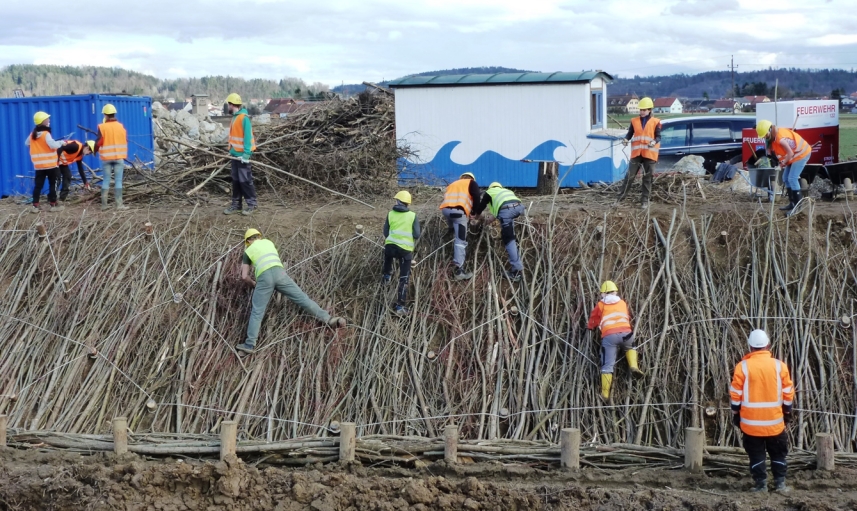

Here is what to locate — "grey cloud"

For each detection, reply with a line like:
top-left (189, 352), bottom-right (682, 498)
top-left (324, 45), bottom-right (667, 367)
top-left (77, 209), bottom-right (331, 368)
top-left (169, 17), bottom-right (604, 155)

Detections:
top-left (670, 0), bottom-right (739, 17)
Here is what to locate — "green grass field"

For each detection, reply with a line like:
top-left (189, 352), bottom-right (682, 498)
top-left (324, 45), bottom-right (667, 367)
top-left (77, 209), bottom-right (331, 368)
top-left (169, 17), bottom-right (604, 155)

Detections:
top-left (609, 112), bottom-right (857, 161)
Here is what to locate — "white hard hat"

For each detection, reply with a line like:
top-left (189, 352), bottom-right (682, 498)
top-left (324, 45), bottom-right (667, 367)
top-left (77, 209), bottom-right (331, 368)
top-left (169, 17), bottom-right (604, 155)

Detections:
top-left (748, 329), bottom-right (770, 348)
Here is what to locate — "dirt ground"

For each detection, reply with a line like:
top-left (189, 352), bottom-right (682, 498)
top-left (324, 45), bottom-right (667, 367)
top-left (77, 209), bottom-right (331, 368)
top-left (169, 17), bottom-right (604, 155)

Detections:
top-left (1, 449), bottom-right (856, 511)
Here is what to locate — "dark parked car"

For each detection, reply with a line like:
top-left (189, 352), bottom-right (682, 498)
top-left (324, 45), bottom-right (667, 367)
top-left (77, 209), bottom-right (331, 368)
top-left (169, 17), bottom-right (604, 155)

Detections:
top-left (656, 115), bottom-right (756, 173)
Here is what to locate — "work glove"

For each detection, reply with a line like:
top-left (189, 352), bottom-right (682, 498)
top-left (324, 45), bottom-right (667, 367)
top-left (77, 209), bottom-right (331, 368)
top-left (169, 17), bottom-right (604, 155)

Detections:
top-left (732, 413), bottom-right (741, 427)
top-left (784, 412), bottom-right (792, 425)
top-left (240, 155), bottom-right (250, 164)
top-left (648, 141), bottom-right (657, 148)
top-left (622, 139), bottom-right (629, 147)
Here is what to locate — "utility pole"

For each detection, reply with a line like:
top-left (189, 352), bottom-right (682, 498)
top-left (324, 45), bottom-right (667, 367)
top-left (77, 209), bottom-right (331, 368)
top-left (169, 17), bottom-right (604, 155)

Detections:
top-left (728, 55), bottom-right (739, 102)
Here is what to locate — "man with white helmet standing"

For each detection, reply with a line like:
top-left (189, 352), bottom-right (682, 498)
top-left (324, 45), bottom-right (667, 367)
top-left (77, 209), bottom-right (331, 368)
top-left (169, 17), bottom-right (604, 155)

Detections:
top-left (730, 329), bottom-right (794, 493)
top-left (587, 280), bottom-right (644, 402)
top-left (236, 228), bottom-right (346, 354)
top-left (94, 104), bottom-right (129, 211)
top-left (473, 182), bottom-right (525, 282)
top-left (223, 93), bottom-right (258, 216)
top-left (382, 190), bottom-right (421, 316)
top-left (617, 97), bottom-right (661, 209)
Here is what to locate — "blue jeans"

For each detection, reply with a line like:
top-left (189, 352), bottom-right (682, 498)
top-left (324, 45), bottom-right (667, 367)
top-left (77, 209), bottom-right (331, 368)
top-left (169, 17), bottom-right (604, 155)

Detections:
top-left (781, 156), bottom-right (808, 190)
top-left (496, 203), bottom-right (525, 271)
top-left (101, 160), bottom-right (124, 190)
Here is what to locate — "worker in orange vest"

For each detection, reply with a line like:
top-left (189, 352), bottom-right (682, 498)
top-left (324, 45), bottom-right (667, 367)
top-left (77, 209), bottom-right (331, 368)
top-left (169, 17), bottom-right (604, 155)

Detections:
top-left (587, 280), bottom-right (644, 401)
top-left (94, 104), bottom-right (129, 211)
top-left (617, 97), bottom-right (661, 209)
top-left (730, 329), bottom-right (794, 493)
top-left (223, 93), bottom-right (258, 216)
top-left (25, 111), bottom-right (66, 213)
top-left (756, 120), bottom-right (811, 213)
top-left (57, 140), bottom-right (94, 201)
top-left (439, 172), bottom-right (481, 280)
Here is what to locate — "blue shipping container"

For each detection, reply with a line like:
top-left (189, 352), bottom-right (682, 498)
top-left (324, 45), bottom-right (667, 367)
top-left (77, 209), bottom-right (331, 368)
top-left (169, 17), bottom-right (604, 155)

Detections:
top-left (0, 94), bottom-right (154, 198)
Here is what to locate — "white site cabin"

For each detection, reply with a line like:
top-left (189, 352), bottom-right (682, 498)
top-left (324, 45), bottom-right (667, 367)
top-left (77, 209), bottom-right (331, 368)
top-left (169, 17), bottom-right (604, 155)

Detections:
top-left (387, 71), bottom-right (628, 188)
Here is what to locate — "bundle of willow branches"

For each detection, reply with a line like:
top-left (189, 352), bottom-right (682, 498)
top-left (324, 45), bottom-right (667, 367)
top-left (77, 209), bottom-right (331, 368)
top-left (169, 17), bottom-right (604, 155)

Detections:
top-left (0, 199), bottom-right (854, 455)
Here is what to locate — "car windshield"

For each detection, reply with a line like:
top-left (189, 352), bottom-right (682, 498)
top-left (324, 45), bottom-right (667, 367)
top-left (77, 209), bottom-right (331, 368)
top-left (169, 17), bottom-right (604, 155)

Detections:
top-left (660, 123), bottom-right (688, 148)
top-left (692, 121), bottom-right (733, 145)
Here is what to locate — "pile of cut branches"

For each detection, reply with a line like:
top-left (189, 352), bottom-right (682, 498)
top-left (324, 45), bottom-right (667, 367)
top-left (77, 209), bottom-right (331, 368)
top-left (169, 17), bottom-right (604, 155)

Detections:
top-left (142, 90), bottom-right (403, 203)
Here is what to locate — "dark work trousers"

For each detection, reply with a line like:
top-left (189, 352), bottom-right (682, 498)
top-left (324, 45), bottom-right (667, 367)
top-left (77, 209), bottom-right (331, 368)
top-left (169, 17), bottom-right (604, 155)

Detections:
top-left (618, 156), bottom-right (658, 201)
top-left (33, 167), bottom-right (60, 205)
top-left (58, 164), bottom-right (73, 201)
top-left (382, 244), bottom-right (413, 306)
top-left (743, 430), bottom-right (788, 482)
top-left (230, 159), bottom-right (258, 208)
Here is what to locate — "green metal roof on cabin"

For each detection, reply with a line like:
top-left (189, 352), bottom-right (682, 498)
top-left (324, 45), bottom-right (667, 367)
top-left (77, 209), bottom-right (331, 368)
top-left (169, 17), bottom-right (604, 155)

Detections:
top-left (387, 71), bottom-right (613, 88)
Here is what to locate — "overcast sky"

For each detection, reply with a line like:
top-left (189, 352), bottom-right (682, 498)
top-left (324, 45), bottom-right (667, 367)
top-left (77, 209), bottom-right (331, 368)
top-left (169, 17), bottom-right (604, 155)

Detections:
top-left (3, 0), bottom-right (856, 85)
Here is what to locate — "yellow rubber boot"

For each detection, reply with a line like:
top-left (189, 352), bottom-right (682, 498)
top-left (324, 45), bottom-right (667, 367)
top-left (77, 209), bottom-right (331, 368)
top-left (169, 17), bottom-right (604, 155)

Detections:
top-left (600, 373), bottom-right (613, 402)
top-left (626, 349), bottom-right (645, 376)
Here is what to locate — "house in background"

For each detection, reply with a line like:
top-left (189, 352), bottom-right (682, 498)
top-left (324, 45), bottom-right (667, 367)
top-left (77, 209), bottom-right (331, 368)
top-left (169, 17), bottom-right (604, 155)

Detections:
top-left (264, 98), bottom-right (314, 118)
top-left (607, 94), bottom-right (639, 114)
top-left (740, 95), bottom-right (770, 112)
top-left (711, 99), bottom-right (740, 113)
top-left (166, 101), bottom-right (191, 113)
top-left (840, 97), bottom-right (855, 111)
top-left (653, 97), bottom-right (682, 114)
top-left (388, 71), bottom-right (626, 188)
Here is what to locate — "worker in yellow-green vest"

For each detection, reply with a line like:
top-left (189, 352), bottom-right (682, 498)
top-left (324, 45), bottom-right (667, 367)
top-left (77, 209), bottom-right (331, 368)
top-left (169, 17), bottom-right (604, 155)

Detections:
top-left (382, 191), bottom-right (421, 316)
top-left (473, 182), bottom-right (525, 282)
top-left (236, 229), bottom-right (346, 354)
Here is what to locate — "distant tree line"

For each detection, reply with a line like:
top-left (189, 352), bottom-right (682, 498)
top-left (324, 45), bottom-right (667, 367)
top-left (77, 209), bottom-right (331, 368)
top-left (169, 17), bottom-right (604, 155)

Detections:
top-left (609, 68), bottom-right (857, 99)
top-left (0, 65), bottom-right (330, 103)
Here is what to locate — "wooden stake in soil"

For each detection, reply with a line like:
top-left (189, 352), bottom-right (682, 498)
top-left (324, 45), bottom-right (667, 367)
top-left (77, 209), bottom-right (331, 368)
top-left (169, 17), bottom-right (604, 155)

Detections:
top-left (816, 433), bottom-right (835, 471)
top-left (444, 425), bottom-right (459, 464)
top-left (35, 222), bottom-right (47, 238)
top-left (339, 422), bottom-right (356, 461)
top-left (112, 417), bottom-right (128, 455)
top-left (220, 421), bottom-right (237, 460)
top-left (685, 428), bottom-right (704, 473)
top-left (560, 428), bottom-right (580, 470)
top-left (0, 415), bottom-right (6, 447)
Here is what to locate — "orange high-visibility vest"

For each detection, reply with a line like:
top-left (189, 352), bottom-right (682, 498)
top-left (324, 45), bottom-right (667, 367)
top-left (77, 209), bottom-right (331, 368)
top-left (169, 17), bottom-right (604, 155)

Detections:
top-left (229, 113), bottom-right (257, 153)
top-left (29, 133), bottom-right (58, 170)
top-left (98, 121), bottom-right (127, 161)
top-left (439, 179), bottom-right (474, 215)
top-left (588, 299), bottom-right (632, 338)
top-left (772, 128), bottom-right (810, 165)
top-left (59, 140), bottom-right (85, 166)
top-left (730, 350), bottom-right (794, 437)
top-left (630, 116), bottom-right (661, 161)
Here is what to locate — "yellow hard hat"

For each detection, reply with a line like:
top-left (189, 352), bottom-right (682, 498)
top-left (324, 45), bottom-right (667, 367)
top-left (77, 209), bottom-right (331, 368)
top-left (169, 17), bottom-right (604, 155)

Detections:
top-left (244, 228), bottom-right (261, 242)
top-left (638, 97), bottom-right (654, 110)
top-left (756, 120), bottom-right (773, 139)
top-left (33, 111), bottom-right (50, 125)
top-left (489, 182), bottom-right (502, 188)
top-left (394, 190), bottom-right (412, 204)
top-left (600, 280), bottom-right (618, 293)
top-left (102, 104), bottom-right (117, 115)
top-left (85, 140), bottom-right (95, 153)
top-left (226, 93), bottom-right (242, 105)
top-left (460, 172), bottom-right (475, 180)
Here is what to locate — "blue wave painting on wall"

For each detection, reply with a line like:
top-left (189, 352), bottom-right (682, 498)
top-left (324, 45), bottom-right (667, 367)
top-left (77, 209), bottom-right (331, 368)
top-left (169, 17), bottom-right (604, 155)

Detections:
top-left (398, 140), bottom-right (628, 187)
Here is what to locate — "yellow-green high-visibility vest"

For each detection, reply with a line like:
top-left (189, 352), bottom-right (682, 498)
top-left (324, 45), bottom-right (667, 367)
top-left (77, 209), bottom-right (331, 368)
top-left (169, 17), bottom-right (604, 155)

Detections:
top-left (485, 187), bottom-right (520, 217)
top-left (385, 210), bottom-right (416, 252)
top-left (244, 239), bottom-right (284, 278)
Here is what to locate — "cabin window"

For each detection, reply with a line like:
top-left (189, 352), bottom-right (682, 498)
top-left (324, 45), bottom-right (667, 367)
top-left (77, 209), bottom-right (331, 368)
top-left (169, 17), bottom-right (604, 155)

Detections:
top-left (591, 91), bottom-right (603, 129)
